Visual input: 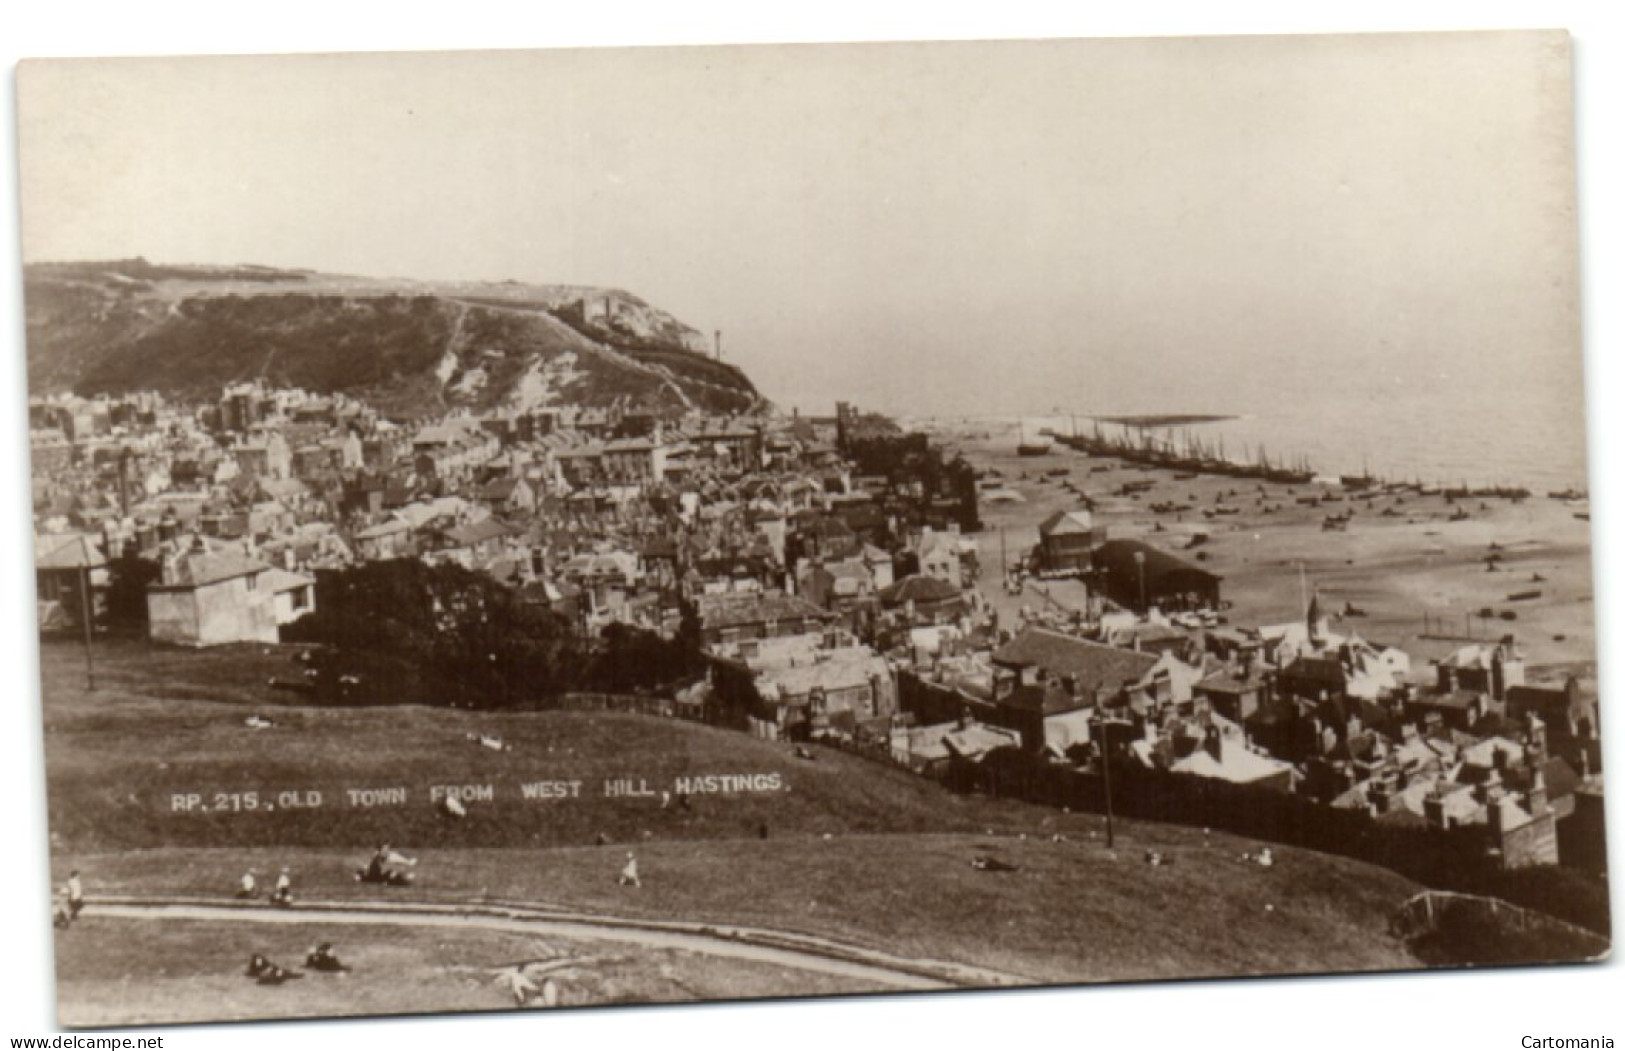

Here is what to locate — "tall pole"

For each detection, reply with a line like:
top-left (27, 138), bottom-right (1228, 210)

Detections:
top-left (1098, 716), bottom-right (1115, 849)
top-left (78, 561), bottom-right (96, 692)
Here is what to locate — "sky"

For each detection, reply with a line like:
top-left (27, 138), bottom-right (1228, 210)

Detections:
top-left (17, 32), bottom-right (1580, 418)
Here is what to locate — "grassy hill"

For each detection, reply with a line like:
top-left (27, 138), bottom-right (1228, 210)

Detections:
top-left (42, 638), bottom-right (1147, 850)
top-left (23, 260), bottom-right (760, 415)
top-left (42, 638), bottom-right (1434, 988)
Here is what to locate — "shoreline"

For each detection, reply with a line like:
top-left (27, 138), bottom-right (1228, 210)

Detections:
top-left (924, 416), bottom-right (1598, 674)
top-left (902, 412), bottom-right (1588, 502)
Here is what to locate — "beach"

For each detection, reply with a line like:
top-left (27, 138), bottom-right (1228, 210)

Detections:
top-left (924, 417), bottom-right (1598, 677)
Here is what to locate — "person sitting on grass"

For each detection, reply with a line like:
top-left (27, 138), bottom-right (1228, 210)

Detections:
top-left (269, 867), bottom-right (294, 907)
top-left (305, 942), bottom-right (350, 973)
top-left (52, 890), bottom-right (72, 930)
top-left (358, 845), bottom-right (418, 886)
top-left (256, 961), bottom-right (303, 985)
top-left (361, 845), bottom-right (391, 883)
top-left (236, 869), bottom-right (258, 899)
top-left (64, 870), bottom-right (85, 921)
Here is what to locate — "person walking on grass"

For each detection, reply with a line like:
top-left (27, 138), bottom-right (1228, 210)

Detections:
top-left (618, 851), bottom-right (641, 888)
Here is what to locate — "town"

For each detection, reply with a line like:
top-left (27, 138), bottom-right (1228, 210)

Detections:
top-left (31, 379), bottom-right (1606, 893)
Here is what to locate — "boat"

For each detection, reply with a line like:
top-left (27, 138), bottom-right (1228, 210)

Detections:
top-left (1016, 420), bottom-right (1052, 457)
top-left (1053, 419), bottom-right (1316, 485)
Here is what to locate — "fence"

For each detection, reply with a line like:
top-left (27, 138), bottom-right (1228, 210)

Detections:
top-left (942, 752), bottom-right (1503, 891)
top-left (548, 692), bottom-right (690, 719)
top-left (1390, 890), bottom-right (1610, 957)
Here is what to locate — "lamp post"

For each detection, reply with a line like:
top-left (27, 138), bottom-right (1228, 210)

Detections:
top-left (1095, 712), bottom-right (1115, 849)
top-left (78, 561), bottom-right (96, 691)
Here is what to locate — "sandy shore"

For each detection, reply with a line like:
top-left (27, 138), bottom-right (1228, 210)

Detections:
top-left (921, 418), bottom-right (1598, 678)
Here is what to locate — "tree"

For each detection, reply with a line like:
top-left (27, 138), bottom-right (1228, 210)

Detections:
top-left (102, 546), bottom-right (160, 631)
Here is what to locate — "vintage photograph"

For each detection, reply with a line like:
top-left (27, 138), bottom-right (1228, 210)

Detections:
top-left (15, 30), bottom-right (1610, 1028)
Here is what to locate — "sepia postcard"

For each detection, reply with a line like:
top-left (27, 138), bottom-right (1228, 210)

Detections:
top-left (14, 30), bottom-right (1611, 1029)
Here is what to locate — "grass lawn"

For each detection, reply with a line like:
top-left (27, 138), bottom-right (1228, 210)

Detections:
top-left (44, 638), bottom-right (1193, 851)
top-left (54, 915), bottom-right (870, 1027)
top-left (69, 829), bottom-right (1424, 986)
top-left (43, 637), bottom-right (1428, 1003)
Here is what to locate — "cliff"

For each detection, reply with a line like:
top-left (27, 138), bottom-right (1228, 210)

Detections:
top-left (23, 259), bottom-right (762, 417)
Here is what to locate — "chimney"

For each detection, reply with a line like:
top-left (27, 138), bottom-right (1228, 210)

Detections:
top-left (1204, 725), bottom-right (1224, 763)
top-left (1527, 767), bottom-right (1548, 815)
top-left (1423, 789), bottom-right (1450, 829)
top-left (1487, 796), bottom-right (1523, 838)
top-left (714, 330), bottom-right (723, 361)
top-left (1368, 784), bottom-right (1390, 815)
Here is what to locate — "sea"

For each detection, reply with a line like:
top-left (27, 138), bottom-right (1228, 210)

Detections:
top-left (909, 381), bottom-right (1594, 495)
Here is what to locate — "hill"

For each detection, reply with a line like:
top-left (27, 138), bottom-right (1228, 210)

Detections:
top-left (42, 643), bottom-right (1429, 990)
top-left (41, 637), bottom-right (1145, 850)
top-left (23, 259), bottom-right (761, 416)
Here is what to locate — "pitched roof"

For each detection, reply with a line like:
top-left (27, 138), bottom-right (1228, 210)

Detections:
top-left (443, 517), bottom-right (513, 547)
top-left (1038, 509), bottom-right (1095, 536)
top-left (1169, 741), bottom-right (1294, 784)
top-left (1093, 538), bottom-right (1223, 585)
top-left (696, 591), bottom-right (831, 631)
top-left (261, 567), bottom-right (316, 593)
top-left (999, 683), bottom-right (1090, 716)
top-left (879, 574), bottom-right (962, 607)
top-left (480, 477), bottom-right (522, 500)
top-left (35, 533), bottom-right (107, 570)
top-left (991, 628), bottom-right (1160, 695)
top-left (158, 548), bottom-right (271, 588)
top-left (756, 653), bottom-right (888, 698)
top-left (1283, 656), bottom-right (1349, 687)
